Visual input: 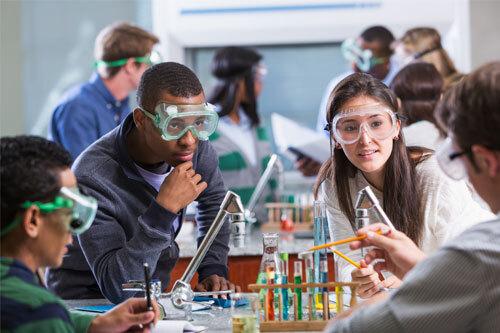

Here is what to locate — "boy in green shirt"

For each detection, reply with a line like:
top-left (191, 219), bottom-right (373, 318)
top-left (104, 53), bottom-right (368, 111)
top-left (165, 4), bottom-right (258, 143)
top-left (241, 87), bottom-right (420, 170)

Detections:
top-left (0, 136), bottom-right (159, 332)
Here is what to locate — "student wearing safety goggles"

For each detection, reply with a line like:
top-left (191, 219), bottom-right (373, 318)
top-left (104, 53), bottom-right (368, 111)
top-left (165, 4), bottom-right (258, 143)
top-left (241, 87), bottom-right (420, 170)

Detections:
top-left (326, 61), bottom-right (500, 333)
top-left (207, 46), bottom-right (277, 223)
top-left (392, 27), bottom-right (464, 91)
top-left (299, 26), bottom-right (400, 178)
top-left (48, 62), bottom-right (241, 304)
top-left (1, 136), bottom-right (160, 332)
top-left (49, 22), bottom-right (160, 161)
top-left (314, 73), bottom-right (493, 299)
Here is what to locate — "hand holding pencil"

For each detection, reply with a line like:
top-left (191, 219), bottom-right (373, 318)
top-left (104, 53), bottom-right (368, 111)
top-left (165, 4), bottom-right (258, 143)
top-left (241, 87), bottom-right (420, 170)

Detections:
top-left (349, 223), bottom-right (428, 279)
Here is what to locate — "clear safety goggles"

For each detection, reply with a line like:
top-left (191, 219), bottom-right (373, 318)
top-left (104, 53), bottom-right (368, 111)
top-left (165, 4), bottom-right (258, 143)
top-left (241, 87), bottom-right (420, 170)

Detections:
top-left (329, 106), bottom-right (400, 145)
top-left (0, 187), bottom-right (97, 237)
top-left (253, 63), bottom-right (268, 83)
top-left (435, 137), bottom-right (469, 180)
top-left (341, 38), bottom-right (389, 72)
top-left (140, 102), bottom-right (219, 141)
top-left (93, 50), bottom-right (162, 68)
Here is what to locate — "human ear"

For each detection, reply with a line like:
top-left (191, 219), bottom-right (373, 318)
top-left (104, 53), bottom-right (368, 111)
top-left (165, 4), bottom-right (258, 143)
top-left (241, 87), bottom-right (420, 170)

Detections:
top-left (133, 108), bottom-right (147, 130)
top-left (23, 207), bottom-right (41, 238)
top-left (123, 58), bottom-right (137, 74)
top-left (471, 145), bottom-right (500, 178)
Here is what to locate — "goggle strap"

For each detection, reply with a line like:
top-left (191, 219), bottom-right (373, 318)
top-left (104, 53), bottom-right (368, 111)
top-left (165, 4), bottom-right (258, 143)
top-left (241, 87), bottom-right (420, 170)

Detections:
top-left (0, 216), bottom-right (23, 237)
top-left (93, 56), bottom-right (152, 68)
top-left (396, 114), bottom-right (408, 123)
top-left (20, 196), bottom-right (74, 214)
top-left (139, 107), bottom-right (160, 124)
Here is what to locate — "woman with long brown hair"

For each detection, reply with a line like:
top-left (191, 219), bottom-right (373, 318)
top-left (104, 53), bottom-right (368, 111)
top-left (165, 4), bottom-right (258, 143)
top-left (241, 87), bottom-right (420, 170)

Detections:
top-left (315, 73), bottom-right (492, 298)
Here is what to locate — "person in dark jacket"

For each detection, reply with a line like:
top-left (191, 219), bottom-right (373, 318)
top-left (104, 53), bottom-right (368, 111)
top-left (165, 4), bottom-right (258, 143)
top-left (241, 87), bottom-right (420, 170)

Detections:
top-left (48, 62), bottom-right (239, 303)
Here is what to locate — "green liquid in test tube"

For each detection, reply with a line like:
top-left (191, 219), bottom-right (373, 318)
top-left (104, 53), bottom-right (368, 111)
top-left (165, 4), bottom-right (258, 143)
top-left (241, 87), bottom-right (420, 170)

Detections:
top-left (294, 261), bottom-right (302, 320)
top-left (280, 253), bottom-right (289, 320)
top-left (299, 251), bottom-right (316, 320)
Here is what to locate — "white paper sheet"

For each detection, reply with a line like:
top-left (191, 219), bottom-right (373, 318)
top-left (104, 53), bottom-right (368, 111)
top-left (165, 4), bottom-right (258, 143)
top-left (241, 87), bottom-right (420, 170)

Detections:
top-left (271, 113), bottom-right (330, 163)
top-left (153, 320), bottom-right (207, 332)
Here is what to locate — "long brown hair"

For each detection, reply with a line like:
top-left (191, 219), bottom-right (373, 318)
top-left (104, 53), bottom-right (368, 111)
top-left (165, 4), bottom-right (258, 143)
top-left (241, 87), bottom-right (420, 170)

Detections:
top-left (314, 73), bottom-right (429, 245)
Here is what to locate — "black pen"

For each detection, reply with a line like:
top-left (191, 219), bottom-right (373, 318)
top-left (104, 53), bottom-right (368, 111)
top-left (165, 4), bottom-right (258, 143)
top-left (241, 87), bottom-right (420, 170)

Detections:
top-left (144, 263), bottom-right (153, 331)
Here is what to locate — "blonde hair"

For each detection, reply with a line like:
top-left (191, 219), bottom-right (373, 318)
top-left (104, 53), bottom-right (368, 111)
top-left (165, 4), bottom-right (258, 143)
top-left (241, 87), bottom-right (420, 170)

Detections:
top-left (94, 22), bottom-right (159, 79)
top-left (399, 27), bottom-right (463, 90)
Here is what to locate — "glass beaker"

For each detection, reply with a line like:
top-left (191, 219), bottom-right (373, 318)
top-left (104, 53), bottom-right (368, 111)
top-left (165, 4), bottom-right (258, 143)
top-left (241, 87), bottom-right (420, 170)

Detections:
top-left (231, 292), bottom-right (260, 333)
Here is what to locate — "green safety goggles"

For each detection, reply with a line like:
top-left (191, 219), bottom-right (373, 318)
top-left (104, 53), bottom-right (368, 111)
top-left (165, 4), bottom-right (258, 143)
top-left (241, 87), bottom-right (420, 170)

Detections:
top-left (1, 187), bottom-right (98, 237)
top-left (341, 38), bottom-right (389, 72)
top-left (139, 101), bottom-right (219, 141)
top-left (93, 50), bottom-right (162, 68)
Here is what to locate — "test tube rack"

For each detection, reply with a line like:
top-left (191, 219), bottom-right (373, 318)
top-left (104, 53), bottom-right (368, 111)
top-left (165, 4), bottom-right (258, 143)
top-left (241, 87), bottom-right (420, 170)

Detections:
top-left (263, 203), bottom-right (314, 231)
top-left (248, 281), bottom-right (359, 332)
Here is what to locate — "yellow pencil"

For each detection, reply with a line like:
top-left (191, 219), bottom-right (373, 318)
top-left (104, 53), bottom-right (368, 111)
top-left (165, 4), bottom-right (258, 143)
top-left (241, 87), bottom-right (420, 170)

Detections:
top-left (308, 229), bottom-right (389, 251)
top-left (333, 250), bottom-right (361, 269)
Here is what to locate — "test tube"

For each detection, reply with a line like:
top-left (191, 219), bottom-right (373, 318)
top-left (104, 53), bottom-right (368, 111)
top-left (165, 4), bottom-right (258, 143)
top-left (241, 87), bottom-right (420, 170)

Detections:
top-left (266, 266), bottom-right (275, 321)
top-left (299, 251), bottom-right (316, 320)
top-left (293, 261), bottom-right (303, 320)
top-left (280, 253), bottom-right (289, 320)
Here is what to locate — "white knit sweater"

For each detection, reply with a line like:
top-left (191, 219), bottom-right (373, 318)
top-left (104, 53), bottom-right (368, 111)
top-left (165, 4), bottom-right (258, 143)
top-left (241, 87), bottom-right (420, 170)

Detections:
top-left (320, 155), bottom-right (495, 283)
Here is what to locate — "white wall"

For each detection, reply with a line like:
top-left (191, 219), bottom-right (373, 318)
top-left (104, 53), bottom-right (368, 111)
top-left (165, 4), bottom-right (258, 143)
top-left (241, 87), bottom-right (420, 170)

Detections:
top-left (470, 0), bottom-right (500, 70)
top-left (1, 1), bottom-right (24, 136)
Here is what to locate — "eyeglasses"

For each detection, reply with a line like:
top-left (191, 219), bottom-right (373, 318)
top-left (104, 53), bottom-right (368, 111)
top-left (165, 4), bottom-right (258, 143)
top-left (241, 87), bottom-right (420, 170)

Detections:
top-left (435, 137), bottom-right (469, 180)
top-left (93, 50), bottom-right (162, 68)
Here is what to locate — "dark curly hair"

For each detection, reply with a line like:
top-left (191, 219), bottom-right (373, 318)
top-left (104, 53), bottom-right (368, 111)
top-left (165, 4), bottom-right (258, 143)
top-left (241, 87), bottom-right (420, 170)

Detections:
top-left (136, 62), bottom-right (204, 112)
top-left (1, 136), bottom-right (72, 235)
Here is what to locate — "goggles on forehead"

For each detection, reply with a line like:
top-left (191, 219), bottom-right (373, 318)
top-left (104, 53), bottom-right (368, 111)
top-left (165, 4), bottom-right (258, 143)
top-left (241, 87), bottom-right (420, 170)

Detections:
top-left (93, 50), bottom-right (162, 68)
top-left (0, 187), bottom-right (97, 237)
top-left (341, 38), bottom-right (388, 72)
top-left (328, 106), bottom-right (401, 145)
top-left (139, 102), bottom-right (219, 141)
top-left (435, 137), bottom-right (469, 180)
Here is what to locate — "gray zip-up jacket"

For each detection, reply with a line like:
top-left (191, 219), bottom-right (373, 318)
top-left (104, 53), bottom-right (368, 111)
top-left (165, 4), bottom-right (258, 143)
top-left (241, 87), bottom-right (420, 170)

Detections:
top-left (47, 113), bottom-right (230, 304)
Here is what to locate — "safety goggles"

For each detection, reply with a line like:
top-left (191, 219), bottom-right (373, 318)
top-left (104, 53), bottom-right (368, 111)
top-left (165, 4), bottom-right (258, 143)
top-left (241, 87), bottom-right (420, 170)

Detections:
top-left (139, 102), bottom-right (219, 141)
top-left (253, 63), bottom-right (268, 83)
top-left (435, 137), bottom-right (469, 180)
top-left (329, 106), bottom-right (400, 145)
top-left (0, 187), bottom-right (97, 237)
top-left (341, 38), bottom-right (388, 72)
top-left (93, 50), bottom-right (162, 68)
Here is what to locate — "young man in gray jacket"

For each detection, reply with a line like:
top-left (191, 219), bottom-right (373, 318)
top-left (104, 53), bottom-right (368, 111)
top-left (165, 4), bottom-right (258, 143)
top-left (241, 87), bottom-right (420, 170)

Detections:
top-left (48, 62), bottom-right (239, 303)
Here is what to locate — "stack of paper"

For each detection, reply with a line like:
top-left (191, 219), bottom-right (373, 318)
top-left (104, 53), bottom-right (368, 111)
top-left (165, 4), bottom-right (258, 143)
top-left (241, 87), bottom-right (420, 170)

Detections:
top-left (271, 113), bottom-right (330, 163)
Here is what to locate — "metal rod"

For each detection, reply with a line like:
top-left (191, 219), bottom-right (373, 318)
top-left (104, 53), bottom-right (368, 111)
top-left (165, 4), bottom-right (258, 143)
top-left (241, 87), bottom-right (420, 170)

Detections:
top-left (179, 191), bottom-right (243, 285)
top-left (355, 186), bottom-right (396, 230)
top-left (245, 154), bottom-right (283, 222)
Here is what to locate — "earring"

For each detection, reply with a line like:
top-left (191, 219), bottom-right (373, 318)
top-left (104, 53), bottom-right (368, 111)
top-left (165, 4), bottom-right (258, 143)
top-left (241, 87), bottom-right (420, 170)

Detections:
top-left (393, 136), bottom-right (399, 141)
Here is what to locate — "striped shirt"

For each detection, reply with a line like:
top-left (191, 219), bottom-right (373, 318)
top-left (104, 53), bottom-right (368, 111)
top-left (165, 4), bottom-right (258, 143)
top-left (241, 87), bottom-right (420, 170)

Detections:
top-left (1, 257), bottom-right (95, 332)
top-left (327, 215), bottom-right (500, 332)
